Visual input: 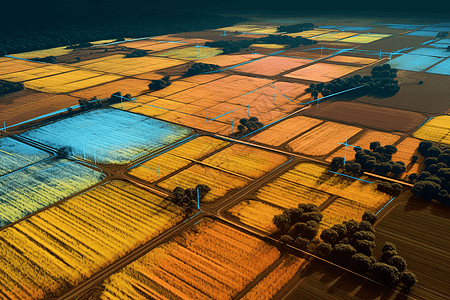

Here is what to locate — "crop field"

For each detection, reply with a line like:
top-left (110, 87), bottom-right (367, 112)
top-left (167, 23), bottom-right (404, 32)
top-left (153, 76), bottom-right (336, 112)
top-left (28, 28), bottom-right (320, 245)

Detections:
top-left (407, 47), bottom-right (450, 58)
top-left (0, 158), bottom-right (104, 228)
top-left (304, 102), bottom-right (427, 132)
top-left (413, 115), bottom-right (450, 143)
top-left (256, 177), bottom-right (331, 208)
top-left (284, 63), bottom-right (361, 82)
top-left (427, 57), bottom-right (450, 75)
top-left (310, 32), bottom-right (359, 41)
top-left (136, 42), bottom-right (188, 52)
top-left (0, 59), bottom-right (45, 75)
top-left (72, 54), bottom-right (188, 76)
top-left (250, 43), bottom-right (287, 49)
top-left (228, 200), bottom-right (283, 233)
top-left (0, 64), bottom-right (75, 82)
top-left (0, 137), bottom-right (52, 176)
top-left (196, 53), bottom-right (264, 67)
top-left (324, 55), bottom-right (378, 65)
top-left (326, 130), bottom-right (401, 162)
top-left (390, 137), bottom-right (423, 178)
top-left (12, 46), bottom-right (73, 59)
top-left (95, 218), bottom-right (280, 300)
top-left (201, 143), bottom-right (289, 179)
top-left (154, 46), bottom-right (223, 60)
top-left (249, 116), bottom-right (323, 146)
top-left (147, 81), bottom-right (199, 98)
top-left (339, 33), bottom-right (391, 43)
top-left (280, 162), bottom-right (391, 206)
top-left (23, 70), bottom-right (122, 93)
top-left (157, 164), bottom-right (250, 202)
top-left (128, 136), bottom-right (229, 182)
top-left (389, 54), bottom-right (444, 72)
top-left (241, 254), bottom-right (307, 300)
top-left (406, 30), bottom-right (439, 37)
top-left (232, 56), bottom-right (312, 76)
top-left (0, 180), bottom-right (184, 300)
top-left (179, 73), bottom-right (228, 84)
top-left (216, 24), bottom-right (263, 32)
top-left (373, 200), bottom-right (450, 300)
top-left (156, 111), bottom-right (230, 133)
top-left (69, 78), bottom-right (152, 99)
top-left (121, 39), bottom-right (160, 49)
top-left (19, 108), bottom-right (193, 164)
top-left (285, 29), bottom-right (335, 38)
top-left (286, 121), bottom-right (362, 156)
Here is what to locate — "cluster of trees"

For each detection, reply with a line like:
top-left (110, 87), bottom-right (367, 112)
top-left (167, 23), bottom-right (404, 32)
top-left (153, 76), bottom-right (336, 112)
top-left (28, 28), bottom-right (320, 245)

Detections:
top-left (65, 42), bottom-right (94, 49)
top-left (237, 117), bottom-right (264, 133)
top-left (29, 56), bottom-right (58, 63)
top-left (273, 203), bottom-right (324, 251)
top-left (148, 76), bottom-right (171, 91)
top-left (124, 49), bottom-right (148, 58)
top-left (204, 34), bottom-right (317, 54)
top-left (305, 64), bottom-right (400, 99)
top-left (276, 23), bottom-right (314, 33)
top-left (0, 80), bottom-right (24, 96)
top-left (186, 62), bottom-right (220, 76)
top-left (316, 212), bottom-right (417, 291)
top-left (408, 141), bottom-right (450, 205)
top-left (171, 184), bottom-right (211, 208)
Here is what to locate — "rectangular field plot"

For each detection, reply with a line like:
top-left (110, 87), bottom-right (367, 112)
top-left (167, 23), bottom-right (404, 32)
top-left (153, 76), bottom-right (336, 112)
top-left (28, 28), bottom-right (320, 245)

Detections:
top-left (201, 143), bottom-right (289, 179)
top-left (217, 24), bottom-right (263, 32)
top-left (280, 162), bottom-right (391, 209)
top-left (154, 46), bottom-right (223, 60)
top-left (95, 218), bottom-right (281, 300)
top-left (128, 136), bottom-right (229, 182)
top-left (133, 42), bottom-right (187, 52)
top-left (310, 32), bottom-right (359, 41)
top-left (69, 78), bottom-right (151, 99)
top-left (284, 63), bottom-right (360, 82)
top-left (286, 121), bottom-right (362, 156)
top-left (250, 43), bottom-right (287, 49)
top-left (180, 72), bottom-right (228, 84)
top-left (250, 116), bottom-right (323, 146)
top-left (326, 130), bottom-right (401, 163)
top-left (147, 80), bottom-right (198, 98)
top-left (12, 46), bottom-right (72, 59)
top-left (19, 108), bottom-right (193, 164)
top-left (407, 47), bottom-right (450, 58)
top-left (389, 54), bottom-right (444, 71)
top-left (157, 164), bottom-right (250, 202)
top-left (72, 54), bottom-right (188, 75)
top-left (121, 39), bottom-right (160, 49)
top-left (320, 197), bottom-right (376, 230)
top-left (0, 137), bottom-right (52, 176)
top-left (0, 158), bottom-right (104, 228)
top-left (413, 115), bottom-right (450, 144)
top-left (0, 180), bottom-right (184, 300)
top-left (318, 26), bottom-right (373, 31)
top-left (324, 55), bottom-right (378, 65)
top-left (426, 57), bottom-right (450, 75)
top-left (228, 200), bottom-right (283, 233)
top-left (406, 30), bottom-right (439, 37)
top-left (339, 33), bottom-right (391, 43)
top-left (390, 137), bottom-right (423, 179)
top-left (196, 53), bottom-right (264, 67)
top-left (285, 29), bottom-right (334, 38)
top-left (233, 56), bottom-right (312, 76)
top-left (0, 59), bottom-right (45, 75)
top-left (0, 64), bottom-right (74, 81)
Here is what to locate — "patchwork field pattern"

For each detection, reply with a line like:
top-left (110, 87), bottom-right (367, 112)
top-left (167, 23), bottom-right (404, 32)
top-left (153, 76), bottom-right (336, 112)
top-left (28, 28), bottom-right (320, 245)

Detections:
top-left (284, 63), bottom-right (360, 82)
top-left (11, 46), bottom-right (73, 59)
top-left (228, 200), bottom-right (283, 233)
top-left (154, 46), bottom-right (223, 60)
top-left (0, 181), bottom-right (184, 300)
top-left (0, 158), bottom-right (104, 228)
top-left (70, 78), bottom-right (152, 99)
top-left (196, 54), bottom-right (265, 67)
top-left (413, 115), bottom-right (450, 144)
top-left (339, 33), bottom-right (391, 43)
top-left (96, 218), bottom-right (281, 300)
top-left (427, 57), bottom-right (450, 75)
top-left (19, 108), bottom-right (193, 164)
top-left (0, 137), bottom-right (52, 176)
top-left (0, 58), bottom-right (46, 76)
top-left (389, 54), bottom-right (443, 72)
top-left (285, 29), bottom-right (334, 38)
top-left (324, 55), bottom-right (378, 65)
top-left (286, 121), bottom-right (362, 156)
top-left (233, 56), bottom-right (312, 76)
top-left (0, 64), bottom-right (75, 81)
top-left (310, 32), bottom-right (359, 41)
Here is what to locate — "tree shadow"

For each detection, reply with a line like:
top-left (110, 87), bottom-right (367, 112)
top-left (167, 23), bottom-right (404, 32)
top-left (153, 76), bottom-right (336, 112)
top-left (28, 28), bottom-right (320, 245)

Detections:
top-left (429, 201), bottom-right (450, 220)
top-left (402, 195), bottom-right (432, 213)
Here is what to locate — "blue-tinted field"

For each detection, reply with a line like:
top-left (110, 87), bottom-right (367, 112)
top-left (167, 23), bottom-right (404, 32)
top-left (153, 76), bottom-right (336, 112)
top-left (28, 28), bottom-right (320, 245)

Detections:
top-left (389, 54), bottom-right (443, 71)
top-left (407, 47), bottom-right (450, 58)
top-left (19, 108), bottom-right (193, 164)
top-left (426, 58), bottom-right (450, 75)
top-left (406, 31), bottom-right (439, 37)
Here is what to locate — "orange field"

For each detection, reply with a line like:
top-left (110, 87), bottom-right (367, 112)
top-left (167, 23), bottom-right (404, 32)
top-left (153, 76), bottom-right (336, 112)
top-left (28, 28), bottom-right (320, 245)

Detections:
top-left (0, 64), bottom-right (75, 82)
top-left (147, 80), bottom-right (199, 98)
top-left (179, 73), bottom-right (228, 84)
top-left (196, 53), bottom-right (264, 67)
top-left (390, 137), bottom-right (424, 179)
top-left (156, 110), bottom-right (230, 133)
top-left (69, 78), bottom-right (151, 99)
top-left (121, 39), bottom-right (160, 49)
top-left (250, 116), bottom-right (323, 146)
top-left (0, 59), bottom-right (45, 75)
top-left (233, 56), bottom-right (312, 76)
top-left (320, 197), bottom-right (374, 230)
top-left (326, 130), bottom-right (401, 162)
top-left (283, 62), bottom-right (361, 82)
top-left (97, 218), bottom-right (281, 300)
top-left (286, 121), bottom-right (362, 156)
top-left (310, 32), bottom-right (359, 41)
top-left (324, 55), bottom-right (378, 65)
top-left (285, 29), bottom-right (335, 38)
top-left (228, 200), bottom-right (283, 233)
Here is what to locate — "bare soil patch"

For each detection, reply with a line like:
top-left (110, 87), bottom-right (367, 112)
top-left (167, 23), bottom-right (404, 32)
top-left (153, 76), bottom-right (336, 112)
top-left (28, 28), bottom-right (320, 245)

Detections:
top-left (357, 35), bottom-right (434, 52)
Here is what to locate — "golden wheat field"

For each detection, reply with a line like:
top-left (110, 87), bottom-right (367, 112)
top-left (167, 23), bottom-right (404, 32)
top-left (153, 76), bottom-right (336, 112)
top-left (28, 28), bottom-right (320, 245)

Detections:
top-left (0, 64), bottom-right (75, 82)
top-left (97, 218), bottom-right (281, 300)
top-left (413, 115), bottom-right (450, 144)
top-left (228, 200), bottom-right (283, 233)
top-left (390, 137), bottom-right (424, 179)
top-left (0, 181), bottom-right (184, 300)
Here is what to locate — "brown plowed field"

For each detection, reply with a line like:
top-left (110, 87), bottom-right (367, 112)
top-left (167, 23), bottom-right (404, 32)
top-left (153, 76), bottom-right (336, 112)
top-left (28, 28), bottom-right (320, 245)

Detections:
top-left (357, 34), bottom-right (434, 52)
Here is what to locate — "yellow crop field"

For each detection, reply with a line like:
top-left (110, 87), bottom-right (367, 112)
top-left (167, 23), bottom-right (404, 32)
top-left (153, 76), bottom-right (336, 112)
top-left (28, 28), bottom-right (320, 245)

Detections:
top-left (0, 59), bottom-right (44, 75)
top-left (285, 29), bottom-right (334, 38)
top-left (250, 116), bottom-right (323, 146)
top-left (157, 164), bottom-right (250, 202)
top-left (413, 115), bottom-right (450, 144)
top-left (391, 137), bottom-right (424, 179)
top-left (281, 162), bottom-right (392, 206)
top-left (138, 42), bottom-right (187, 51)
top-left (0, 64), bottom-right (74, 82)
top-left (72, 54), bottom-right (187, 76)
top-left (90, 39), bottom-right (117, 45)
top-left (320, 197), bottom-right (373, 230)
top-left (154, 46), bottom-right (223, 60)
top-left (256, 177), bottom-right (331, 208)
top-left (251, 43), bottom-right (287, 49)
top-left (0, 181), bottom-right (184, 300)
top-left (97, 218), bottom-right (280, 300)
top-left (129, 136), bottom-right (229, 182)
top-left (284, 62), bottom-right (361, 82)
top-left (12, 46), bottom-right (72, 59)
top-left (70, 78), bottom-right (151, 99)
top-left (339, 33), bottom-right (391, 43)
top-left (326, 130), bottom-right (400, 162)
top-left (228, 200), bottom-right (283, 233)
top-left (241, 254), bottom-right (307, 300)
top-left (217, 25), bottom-right (263, 32)
top-left (202, 143), bottom-right (289, 179)
top-left (286, 121), bottom-right (362, 156)
top-left (148, 80), bottom-right (198, 98)
top-left (127, 104), bottom-right (169, 117)
top-left (310, 32), bottom-right (358, 41)
top-left (146, 98), bottom-right (186, 110)
top-left (196, 54), bottom-right (264, 67)
top-left (233, 56), bottom-right (311, 76)
top-left (325, 55), bottom-right (378, 65)
top-left (121, 39), bottom-right (160, 49)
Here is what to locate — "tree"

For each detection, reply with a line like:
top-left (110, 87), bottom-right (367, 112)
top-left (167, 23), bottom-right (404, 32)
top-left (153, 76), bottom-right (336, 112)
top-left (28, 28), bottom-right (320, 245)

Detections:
top-left (294, 237), bottom-right (310, 250)
top-left (382, 250), bottom-right (399, 262)
top-left (401, 271), bottom-right (418, 290)
top-left (418, 140), bottom-right (433, 156)
top-left (330, 224), bottom-right (347, 241)
top-left (362, 211), bottom-right (378, 225)
top-left (408, 173), bottom-right (418, 182)
top-left (353, 230), bottom-right (375, 241)
top-left (332, 243), bottom-right (357, 266)
top-left (447, 45), bottom-right (450, 52)
top-left (237, 124), bottom-right (245, 133)
top-left (370, 141), bottom-right (381, 151)
top-left (387, 255), bottom-right (407, 272)
top-left (311, 90), bottom-right (319, 100)
top-left (286, 208), bottom-right (304, 224)
top-left (424, 157), bottom-right (438, 167)
top-left (370, 262), bottom-right (400, 286)
top-left (384, 145), bottom-right (398, 155)
top-left (391, 183), bottom-right (402, 196)
top-left (320, 228), bottom-right (339, 245)
top-left (125, 49), bottom-right (147, 58)
top-left (273, 214), bottom-right (290, 232)
top-left (348, 253), bottom-right (373, 275)
top-left (330, 157), bottom-right (345, 171)
top-left (353, 239), bottom-right (376, 256)
top-left (411, 180), bottom-right (441, 201)
top-left (343, 219), bottom-right (359, 238)
top-left (411, 155), bottom-right (419, 163)
top-left (359, 221), bottom-right (375, 234)
top-left (382, 241), bottom-right (397, 253)
top-left (300, 211), bottom-right (323, 223)
top-left (426, 146), bottom-right (442, 158)
top-left (195, 184), bottom-right (211, 200)
top-left (391, 163), bottom-right (404, 176)
top-left (298, 203), bottom-right (320, 213)
top-left (315, 243), bottom-right (333, 258)
top-left (280, 235), bottom-right (294, 245)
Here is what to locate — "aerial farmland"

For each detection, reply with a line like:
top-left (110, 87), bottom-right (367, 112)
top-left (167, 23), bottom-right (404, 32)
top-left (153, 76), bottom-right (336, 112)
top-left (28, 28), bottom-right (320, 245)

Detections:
top-left (1, 8), bottom-right (450, 300)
